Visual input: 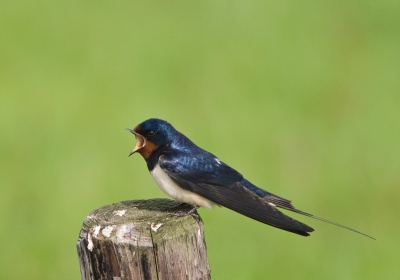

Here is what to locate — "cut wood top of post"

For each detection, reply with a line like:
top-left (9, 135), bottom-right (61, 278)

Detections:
top-left (79, 199), bottom-right (202, 251)
top-left (77, 199), bottom-right (210, 280)
top-left (82, 199), bottom-right (199, 226)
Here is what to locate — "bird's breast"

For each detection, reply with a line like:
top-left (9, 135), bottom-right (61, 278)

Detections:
top-left (150, 164), bottom-right (215, 209)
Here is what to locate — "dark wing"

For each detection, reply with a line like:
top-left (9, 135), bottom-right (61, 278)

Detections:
top-left (159, 152), bottom-right (314, 236)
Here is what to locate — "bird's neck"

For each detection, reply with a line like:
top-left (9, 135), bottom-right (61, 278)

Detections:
top-left (145, 143), bottom-right (169, 172)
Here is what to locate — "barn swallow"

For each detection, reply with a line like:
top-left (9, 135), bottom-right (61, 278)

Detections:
top-left (127, 118), bottom-right (373, 238)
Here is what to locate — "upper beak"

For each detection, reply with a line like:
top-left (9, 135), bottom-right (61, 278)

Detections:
top-left (126, 128), bottom-right (146, 156)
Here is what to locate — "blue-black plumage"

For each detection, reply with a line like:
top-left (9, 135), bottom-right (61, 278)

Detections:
top-left (127, 118), bottom-right (373, 238)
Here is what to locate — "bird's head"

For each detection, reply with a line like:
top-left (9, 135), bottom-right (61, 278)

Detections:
top-left (126, 118), bottom-right (174, 159)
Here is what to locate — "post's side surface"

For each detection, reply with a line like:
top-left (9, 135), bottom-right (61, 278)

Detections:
top-left (77, 199), bottom-right (211, 280)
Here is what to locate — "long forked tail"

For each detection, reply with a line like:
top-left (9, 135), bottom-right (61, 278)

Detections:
top-left (265, 194), bottom-right (375, 240)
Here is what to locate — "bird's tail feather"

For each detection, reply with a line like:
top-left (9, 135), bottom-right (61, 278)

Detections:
top-left (264, 194), bottom-right (375, 240)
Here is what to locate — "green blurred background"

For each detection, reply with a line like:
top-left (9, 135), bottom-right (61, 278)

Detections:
top-left (1, 0), bottom-right (399, 279)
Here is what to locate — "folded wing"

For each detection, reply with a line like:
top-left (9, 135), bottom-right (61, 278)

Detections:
top-left (159, 153), bottom-right (314, 236)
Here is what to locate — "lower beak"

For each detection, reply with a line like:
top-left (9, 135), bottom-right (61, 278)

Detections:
top-left (126, 128), bottom-right (146, 156)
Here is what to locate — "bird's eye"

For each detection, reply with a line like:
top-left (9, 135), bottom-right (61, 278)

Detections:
top-left (147, 130), bottom-right (156, 136)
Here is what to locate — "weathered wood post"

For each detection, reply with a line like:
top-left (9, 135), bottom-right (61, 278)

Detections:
top-left (77, 199), bottom-right (211, 280)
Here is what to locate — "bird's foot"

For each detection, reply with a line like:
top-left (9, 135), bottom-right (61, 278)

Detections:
top-left (172, 206), bottom-right (200, 218)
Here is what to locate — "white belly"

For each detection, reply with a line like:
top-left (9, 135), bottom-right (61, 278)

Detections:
top-left (150, 164), bottom-right (215, 209)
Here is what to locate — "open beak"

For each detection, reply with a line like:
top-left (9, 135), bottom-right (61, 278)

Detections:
top-left (126, 128), bottom-right (146, 156)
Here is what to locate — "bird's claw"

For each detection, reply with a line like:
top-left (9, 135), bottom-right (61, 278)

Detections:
top-left (171, 206), bottom-right (200, 218)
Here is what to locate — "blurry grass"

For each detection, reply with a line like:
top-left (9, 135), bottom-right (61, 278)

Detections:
top-left (1, 0), bottom-right (399, 279)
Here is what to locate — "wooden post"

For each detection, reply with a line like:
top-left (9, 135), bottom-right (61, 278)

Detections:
top-left (77, 199), bottom-right (211, 280)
